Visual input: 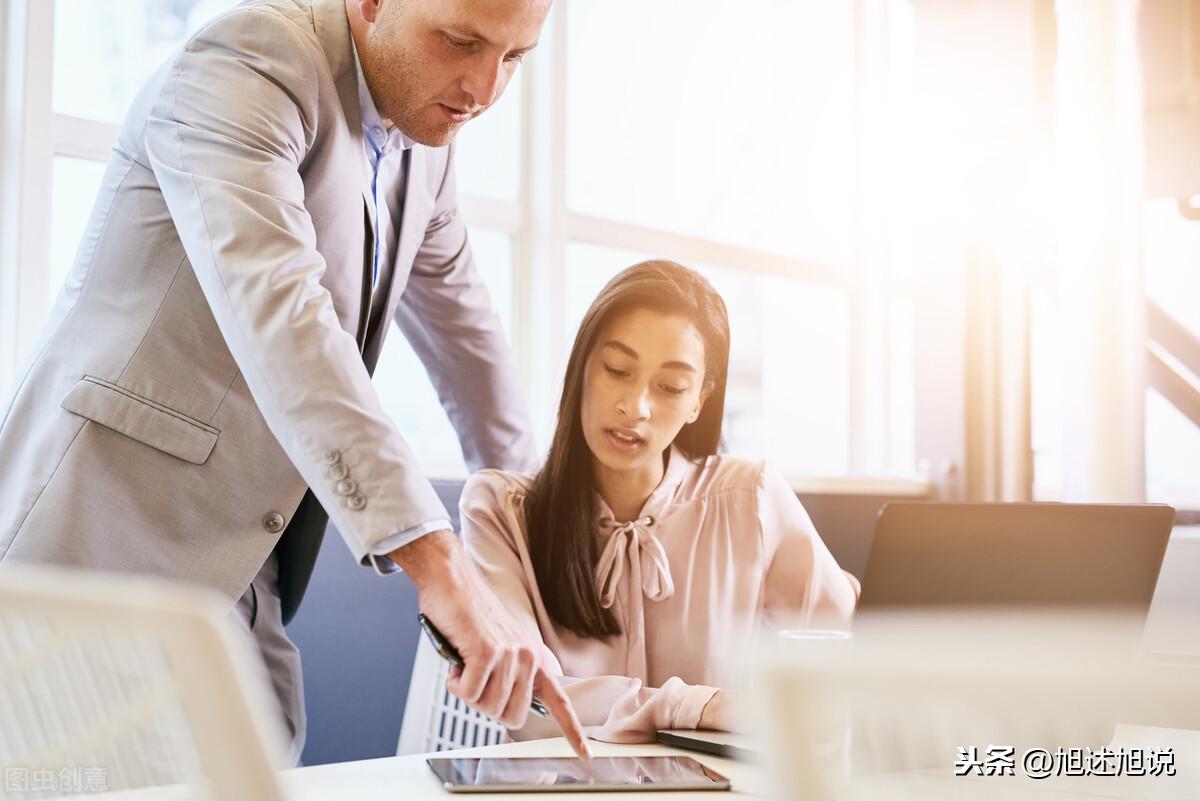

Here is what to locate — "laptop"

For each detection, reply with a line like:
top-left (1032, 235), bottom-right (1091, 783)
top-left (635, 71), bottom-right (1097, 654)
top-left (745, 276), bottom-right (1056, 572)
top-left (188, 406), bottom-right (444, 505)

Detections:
top-left (858, 502), bottom-right (1175, 612)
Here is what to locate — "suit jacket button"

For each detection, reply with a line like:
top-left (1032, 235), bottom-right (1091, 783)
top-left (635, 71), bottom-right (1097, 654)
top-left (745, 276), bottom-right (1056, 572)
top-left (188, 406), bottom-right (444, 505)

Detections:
top-left (337, 479), bottom-right (357, 496)
top-left (322, 449), bottom-right (341, 464)
top-left (263, 512), bottom-right (286, 533)
top-left (330, 463), bottom-right (349, 480)
top-left (347, 494), bottom-right (366, 511)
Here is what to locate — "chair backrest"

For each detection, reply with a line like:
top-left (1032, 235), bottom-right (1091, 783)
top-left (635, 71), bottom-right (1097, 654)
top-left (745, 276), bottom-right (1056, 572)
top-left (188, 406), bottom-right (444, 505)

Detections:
top-left (0, 563), bottom-right (289, 800)
top-left (396, 634), bottom-right (507, 755)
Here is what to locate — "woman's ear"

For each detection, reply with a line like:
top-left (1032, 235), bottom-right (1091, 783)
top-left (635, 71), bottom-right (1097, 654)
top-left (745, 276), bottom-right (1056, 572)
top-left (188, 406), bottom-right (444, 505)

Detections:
top-left (687, 385), bottom-right (713, 424)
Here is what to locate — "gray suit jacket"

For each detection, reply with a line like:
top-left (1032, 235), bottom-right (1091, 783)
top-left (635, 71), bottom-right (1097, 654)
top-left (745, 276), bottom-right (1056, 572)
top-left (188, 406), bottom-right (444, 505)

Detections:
top-left (0, 0), bottom-right (536, 605)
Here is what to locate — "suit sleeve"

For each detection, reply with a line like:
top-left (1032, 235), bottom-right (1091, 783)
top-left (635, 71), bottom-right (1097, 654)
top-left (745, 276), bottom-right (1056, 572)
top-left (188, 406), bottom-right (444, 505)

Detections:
top-left (758, 463), bottom-right (860, 628)
top-left (392, 149), bottom-right (538, 474)
top-left (460, 473), bottom-right (718, 744)
top-left (142, 9), bottom-right (448, 566)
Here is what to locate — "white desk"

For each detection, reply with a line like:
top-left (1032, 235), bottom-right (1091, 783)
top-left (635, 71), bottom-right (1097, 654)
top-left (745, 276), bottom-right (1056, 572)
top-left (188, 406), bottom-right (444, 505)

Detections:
top-left (80, 739), bottom-right (752, 801)
top-left (83, 728), bottom-right (1200, 800)
top-left (282, 730), bottom-right (1200, 801)
top-left (280, 739), bottom-right (758, 801)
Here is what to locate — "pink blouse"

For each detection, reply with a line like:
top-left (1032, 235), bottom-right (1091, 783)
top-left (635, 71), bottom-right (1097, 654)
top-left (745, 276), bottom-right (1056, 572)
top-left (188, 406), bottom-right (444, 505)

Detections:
top-left (460, 446), bottom-right (860, 743)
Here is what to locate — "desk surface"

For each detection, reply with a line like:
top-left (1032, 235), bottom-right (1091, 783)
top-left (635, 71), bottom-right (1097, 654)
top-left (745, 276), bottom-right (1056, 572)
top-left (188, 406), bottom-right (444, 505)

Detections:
top-left (84, 728), bottom-right (1200, 801)
top-left (281, 739), bottom-right (758, 801)
top-left (283, 730), bottom-right (1200, 801)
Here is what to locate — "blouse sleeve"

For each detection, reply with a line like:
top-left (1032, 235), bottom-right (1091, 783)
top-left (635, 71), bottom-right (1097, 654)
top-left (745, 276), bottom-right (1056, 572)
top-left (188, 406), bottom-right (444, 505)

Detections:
top-left (459, 471), bottom-right (546, 644)
top-left (756, 463), bottom-right (860, 629)
top-left (459, 471), bottom-right (720, 744)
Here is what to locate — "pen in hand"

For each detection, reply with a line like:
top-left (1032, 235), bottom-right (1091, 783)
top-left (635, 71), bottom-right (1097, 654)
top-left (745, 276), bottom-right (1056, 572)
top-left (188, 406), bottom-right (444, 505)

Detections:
top-left (417, 612), bottom-right (549, 718)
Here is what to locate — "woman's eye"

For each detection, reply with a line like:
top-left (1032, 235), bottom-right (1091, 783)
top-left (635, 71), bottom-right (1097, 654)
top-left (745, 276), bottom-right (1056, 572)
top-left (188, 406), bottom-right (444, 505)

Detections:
top-left (660, 385), bottom-right (687, 396)
top-left (603, 364), bottom-right (630, 379)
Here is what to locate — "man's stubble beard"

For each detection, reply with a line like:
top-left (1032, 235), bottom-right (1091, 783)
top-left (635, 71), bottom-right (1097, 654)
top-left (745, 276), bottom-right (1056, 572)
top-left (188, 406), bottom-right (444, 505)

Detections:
top-left (362, 23), bottom-right (458, 146)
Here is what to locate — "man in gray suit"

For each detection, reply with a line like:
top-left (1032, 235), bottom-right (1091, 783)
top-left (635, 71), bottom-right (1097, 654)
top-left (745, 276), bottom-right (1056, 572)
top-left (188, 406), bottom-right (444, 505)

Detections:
top-left (0, 0), bottom-right (589, 759)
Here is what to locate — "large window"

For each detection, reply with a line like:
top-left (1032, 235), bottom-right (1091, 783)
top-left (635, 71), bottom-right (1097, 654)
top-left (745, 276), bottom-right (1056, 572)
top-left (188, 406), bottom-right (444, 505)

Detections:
top-left (2, 0), bottom-right (919, 485)
top-left (52, 1), bottom-right (236, 125)
top-left (1025, 0), bottom-right (1200, 512)
top-left (559, 0), bottom-right (916, 478)
top-left (1143, 199), bottom-right (1200, 509)
top-left (565, 1), bottom-right (856, 266)
top-left (1031, 198), bottom-right (1200, 510)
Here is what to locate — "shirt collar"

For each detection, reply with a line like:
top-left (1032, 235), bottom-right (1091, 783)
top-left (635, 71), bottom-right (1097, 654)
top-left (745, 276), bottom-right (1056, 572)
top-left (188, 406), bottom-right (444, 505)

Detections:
top-left (351, 37), bottom-right (413, 152)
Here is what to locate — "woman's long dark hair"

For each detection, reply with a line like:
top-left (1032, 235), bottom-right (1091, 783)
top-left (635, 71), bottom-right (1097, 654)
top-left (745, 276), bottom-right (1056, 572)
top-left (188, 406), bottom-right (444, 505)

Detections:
top-left (523, 260), bottom-right (731, 639)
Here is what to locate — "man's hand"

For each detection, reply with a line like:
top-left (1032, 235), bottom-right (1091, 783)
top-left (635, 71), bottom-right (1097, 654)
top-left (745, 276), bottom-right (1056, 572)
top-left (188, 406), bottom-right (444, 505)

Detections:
top-left (390, 530), bottom-right (591, 759)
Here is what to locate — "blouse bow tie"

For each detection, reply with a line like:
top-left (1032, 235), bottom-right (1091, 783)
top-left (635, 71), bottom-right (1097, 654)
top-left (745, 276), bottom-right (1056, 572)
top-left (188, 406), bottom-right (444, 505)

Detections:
top-left (594, 515), bottom-right (675, 608)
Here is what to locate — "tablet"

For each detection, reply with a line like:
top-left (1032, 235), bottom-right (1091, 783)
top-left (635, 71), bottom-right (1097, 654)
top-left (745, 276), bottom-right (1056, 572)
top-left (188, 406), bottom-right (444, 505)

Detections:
top-left (426, 755), bottom-right (732, 793)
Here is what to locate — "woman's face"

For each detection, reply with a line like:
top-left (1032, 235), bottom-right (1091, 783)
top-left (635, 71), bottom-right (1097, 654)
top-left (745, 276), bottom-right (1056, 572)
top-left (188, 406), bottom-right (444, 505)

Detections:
top-left (581, 307), bottom-right (709, 477)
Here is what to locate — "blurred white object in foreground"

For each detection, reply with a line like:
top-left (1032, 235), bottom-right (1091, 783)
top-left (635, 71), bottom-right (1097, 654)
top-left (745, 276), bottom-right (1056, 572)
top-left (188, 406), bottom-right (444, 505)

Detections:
top-left (755, 610), bottom-right (1200, 801)
top-left (0, 564), bottom-right (288, 801)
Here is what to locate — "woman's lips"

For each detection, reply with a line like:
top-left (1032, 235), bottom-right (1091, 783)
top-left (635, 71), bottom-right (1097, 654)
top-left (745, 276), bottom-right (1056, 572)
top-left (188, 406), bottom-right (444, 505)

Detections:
top-left (605, 427), bottom-right (644, 453)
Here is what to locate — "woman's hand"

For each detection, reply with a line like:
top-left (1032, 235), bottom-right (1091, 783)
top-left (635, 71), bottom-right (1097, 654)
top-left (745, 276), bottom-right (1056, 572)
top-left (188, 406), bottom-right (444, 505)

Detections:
top-left (698, 689), bottom-right (741, 732)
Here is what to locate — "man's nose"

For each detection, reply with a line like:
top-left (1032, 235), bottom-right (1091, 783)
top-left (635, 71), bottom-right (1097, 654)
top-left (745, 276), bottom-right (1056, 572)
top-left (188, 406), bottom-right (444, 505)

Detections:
top-left (461, 56), bottom-right (506, 110)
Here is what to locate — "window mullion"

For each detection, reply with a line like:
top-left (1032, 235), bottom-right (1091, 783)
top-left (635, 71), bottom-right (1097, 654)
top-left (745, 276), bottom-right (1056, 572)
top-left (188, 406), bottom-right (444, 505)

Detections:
top-left (516, 0), bottom-right (568, 443)
top-left (565, 213), bottom-right (844, 286)
top-left (3, 0), bottom-right (55, 390)
top-left (51, 114), bottom-right (118, 162)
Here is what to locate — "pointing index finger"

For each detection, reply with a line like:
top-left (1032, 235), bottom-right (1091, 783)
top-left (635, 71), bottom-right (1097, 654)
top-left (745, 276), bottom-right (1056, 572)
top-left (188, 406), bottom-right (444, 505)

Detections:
top-left (533, 669), bottom-right (591, 760)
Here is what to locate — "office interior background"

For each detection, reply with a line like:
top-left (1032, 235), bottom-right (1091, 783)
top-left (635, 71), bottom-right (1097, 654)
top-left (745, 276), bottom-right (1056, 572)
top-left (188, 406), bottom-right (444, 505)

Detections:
top-left (1, 0), bottom-right (1198, 766)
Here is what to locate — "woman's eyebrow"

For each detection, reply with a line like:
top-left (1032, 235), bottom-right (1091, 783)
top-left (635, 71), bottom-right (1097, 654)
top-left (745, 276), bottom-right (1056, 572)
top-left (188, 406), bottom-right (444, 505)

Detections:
top-left (602, 341), bottom-right (638, 359)
top-left (602, 341), bottom-right (697, 373)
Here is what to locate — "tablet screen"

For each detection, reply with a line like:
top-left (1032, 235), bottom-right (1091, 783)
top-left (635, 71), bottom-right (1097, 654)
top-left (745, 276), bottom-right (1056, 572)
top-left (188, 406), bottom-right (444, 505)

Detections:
top-left (427, 755), bottom-right (732, 793)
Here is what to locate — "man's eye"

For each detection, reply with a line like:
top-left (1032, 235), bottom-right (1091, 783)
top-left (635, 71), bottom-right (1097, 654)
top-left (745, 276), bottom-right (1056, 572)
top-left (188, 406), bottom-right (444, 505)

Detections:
top-left (504, 53), bottom-right (526, 64)
top-left (444, 34), bottom-right (473, 50)
top-left (603, 364), bottom-right (630, 379)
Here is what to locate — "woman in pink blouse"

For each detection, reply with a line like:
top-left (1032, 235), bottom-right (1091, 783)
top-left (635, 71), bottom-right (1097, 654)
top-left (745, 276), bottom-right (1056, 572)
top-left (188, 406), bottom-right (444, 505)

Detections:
top-left (461, 260), bottom-right (860, 744)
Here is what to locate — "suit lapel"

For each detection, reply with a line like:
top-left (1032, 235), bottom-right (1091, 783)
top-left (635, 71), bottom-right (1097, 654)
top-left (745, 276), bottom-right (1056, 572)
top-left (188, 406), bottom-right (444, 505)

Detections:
top-left (310, 0), bottom-right (377, 351)
top-left (391, 146), bottom-right (434, 296)
top-left (362, 146), bottom-right (434, 371)
top-left (361, 149), bottom-right (410, 371)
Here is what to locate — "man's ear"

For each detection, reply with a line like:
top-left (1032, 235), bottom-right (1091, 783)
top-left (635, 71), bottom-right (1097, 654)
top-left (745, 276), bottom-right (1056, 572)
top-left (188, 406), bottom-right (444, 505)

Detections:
top-left (357, 0), bottom-right (384, 24)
